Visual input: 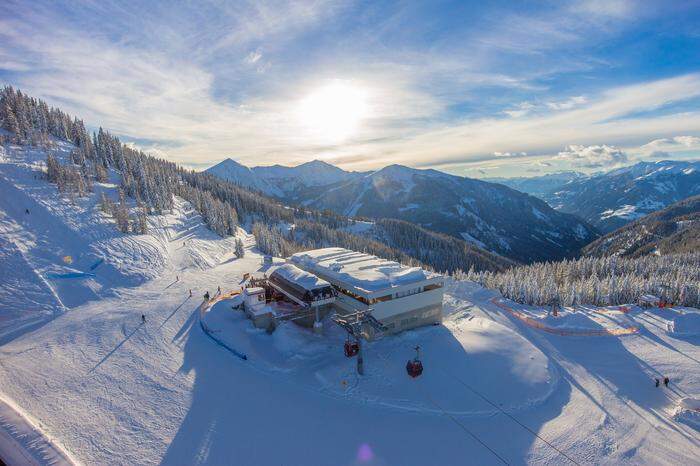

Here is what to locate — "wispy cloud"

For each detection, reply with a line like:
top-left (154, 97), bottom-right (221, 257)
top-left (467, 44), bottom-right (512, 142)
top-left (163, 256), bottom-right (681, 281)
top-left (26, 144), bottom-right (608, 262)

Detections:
top-left (1, 0), bottom-right (699, 177)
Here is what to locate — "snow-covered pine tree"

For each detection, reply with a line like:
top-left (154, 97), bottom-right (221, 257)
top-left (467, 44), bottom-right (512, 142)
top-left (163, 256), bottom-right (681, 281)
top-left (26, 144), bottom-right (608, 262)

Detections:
top-left (235, 238), bottom-right (245, 258)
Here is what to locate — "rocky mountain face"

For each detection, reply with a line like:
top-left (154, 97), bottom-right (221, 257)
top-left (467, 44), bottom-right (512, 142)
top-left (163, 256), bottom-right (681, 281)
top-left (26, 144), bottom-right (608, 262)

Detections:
top-left (528, 160), bottom-right (700, 233)
top-left (582, 194), bottom-right (700, 258)
top-left (208, 160), bottom-right (599, 264)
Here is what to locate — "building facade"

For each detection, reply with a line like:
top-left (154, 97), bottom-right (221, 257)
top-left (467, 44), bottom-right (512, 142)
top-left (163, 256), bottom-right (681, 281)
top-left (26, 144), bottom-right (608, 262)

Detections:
top-left (289, 248), bottom-right (444, 335)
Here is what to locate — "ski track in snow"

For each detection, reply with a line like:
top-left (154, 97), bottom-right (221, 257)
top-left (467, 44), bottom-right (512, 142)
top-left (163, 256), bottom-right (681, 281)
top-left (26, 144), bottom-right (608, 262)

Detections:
top-left (0, 143), bottom-right (699, 465)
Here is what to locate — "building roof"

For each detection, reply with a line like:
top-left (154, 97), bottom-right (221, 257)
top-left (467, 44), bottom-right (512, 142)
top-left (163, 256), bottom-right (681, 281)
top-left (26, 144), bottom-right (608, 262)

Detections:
top-left (289, 247), bottom-right (439, 295)
top-left (269, 263), bottom-right (331, 291)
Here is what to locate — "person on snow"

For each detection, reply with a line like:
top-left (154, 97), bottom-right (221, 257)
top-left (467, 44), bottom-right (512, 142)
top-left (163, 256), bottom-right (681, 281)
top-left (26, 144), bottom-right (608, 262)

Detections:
top-left (176, 275), bottom-right (179, 282)
top-left (663, 377), bottom-right (669, 387)
top-left (141, 314), bottom-right (146, 323)
top-left (189, 289), bottom-right (192, 297)
top-left (655, 378), bottom-right (660, 387)
top-left (25, 208), bottom-right (29, 214)
top-left (217, 286), bottom-right (221, 294)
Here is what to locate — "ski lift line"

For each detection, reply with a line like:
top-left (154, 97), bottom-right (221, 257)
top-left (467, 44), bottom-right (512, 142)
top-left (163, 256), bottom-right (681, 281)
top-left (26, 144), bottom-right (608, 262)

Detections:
top-left (433, 366), bottom-right (581, 466)
top-left (371, 348), bottom-right (510, 465)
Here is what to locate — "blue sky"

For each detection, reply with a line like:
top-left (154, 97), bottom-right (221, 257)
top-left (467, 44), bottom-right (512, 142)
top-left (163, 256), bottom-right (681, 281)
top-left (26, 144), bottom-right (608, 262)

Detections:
top-left (1, 0), bottom-right (700, 177)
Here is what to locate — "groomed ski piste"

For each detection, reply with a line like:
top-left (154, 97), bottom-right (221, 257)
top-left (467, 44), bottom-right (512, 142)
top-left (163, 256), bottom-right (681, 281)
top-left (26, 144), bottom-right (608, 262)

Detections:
top-left (1, 142), bottom-right (699, 465)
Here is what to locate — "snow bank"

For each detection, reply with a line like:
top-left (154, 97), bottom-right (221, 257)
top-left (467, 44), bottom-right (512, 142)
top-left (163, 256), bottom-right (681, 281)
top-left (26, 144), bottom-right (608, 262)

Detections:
top-left (670, 312), bottom-right (700, 336)
top-left (0, 395), bottom-right (75, 466)
top-left (674, 398), bottom-right (700, 431)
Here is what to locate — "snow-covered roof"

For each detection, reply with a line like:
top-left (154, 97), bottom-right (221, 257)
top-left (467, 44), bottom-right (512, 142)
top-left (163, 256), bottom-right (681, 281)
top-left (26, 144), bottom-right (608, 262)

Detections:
top-left (269, 263), bottom-right (331, 291)
top-left (289, 248), bottom-right (440, 295)
top-left (639, 294), bottom-right (660, 302)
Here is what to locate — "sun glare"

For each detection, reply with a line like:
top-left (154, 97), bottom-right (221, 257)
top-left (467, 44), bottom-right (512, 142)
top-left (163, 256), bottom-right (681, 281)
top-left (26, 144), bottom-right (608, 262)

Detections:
top-left (298, 80), bottom-right (368, 142)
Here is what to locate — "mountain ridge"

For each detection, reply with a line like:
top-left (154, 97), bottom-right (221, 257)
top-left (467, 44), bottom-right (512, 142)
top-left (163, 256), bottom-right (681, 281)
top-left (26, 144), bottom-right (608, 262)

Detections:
top-left (207, 158), bottom-right (599, 263)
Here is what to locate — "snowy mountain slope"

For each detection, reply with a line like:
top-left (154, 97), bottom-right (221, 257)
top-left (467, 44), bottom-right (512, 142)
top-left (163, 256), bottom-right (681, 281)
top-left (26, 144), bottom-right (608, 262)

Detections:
top-left (206, 160), bottom-right (599, 264)
top-left (205, 158), bottom-right (282, 196)
top-left (0, 142), bottom-right (239, 345)
top-left (583, 194), bottom-right (700, 258)
top-left (295, 164), bottom-right (598, 263)
top-left (1, 143), bottom-right (699, 465)
top-left (545, 160), bottom-right (700, 232)
top-left (205, 158), bottom-right (365, 199)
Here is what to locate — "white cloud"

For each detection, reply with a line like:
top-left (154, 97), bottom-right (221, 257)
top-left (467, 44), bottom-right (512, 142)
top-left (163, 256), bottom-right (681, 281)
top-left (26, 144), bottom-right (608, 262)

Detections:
top-left (503, 102), bottom-right (535, 118)
top-left (244, 50), bottom-right (262, 64)
top-left (493, 151), bottom-right (527, 157)
top-left (556, 144), bottom-right (628, 168)
top-left (640, 135), bottom-right (700, 151)
top-left (571, 0), bottom-right (635, 19)
top-left (546, 95), bottom-right (587, 110)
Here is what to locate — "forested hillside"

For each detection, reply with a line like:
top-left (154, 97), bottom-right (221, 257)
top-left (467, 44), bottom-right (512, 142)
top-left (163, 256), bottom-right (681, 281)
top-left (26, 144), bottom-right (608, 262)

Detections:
top-left (463, 253), bottom-right (700, 307)
top-left (583, 195), bottom-right (700, 258)
top-left (0, 85), bottom-right (509, 273)
top-left (209, 160), bottom-right (599, 264)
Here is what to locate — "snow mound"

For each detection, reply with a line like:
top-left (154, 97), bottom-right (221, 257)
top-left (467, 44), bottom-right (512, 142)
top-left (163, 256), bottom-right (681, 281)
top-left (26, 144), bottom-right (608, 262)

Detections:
top-left (669, 312), bottom-right (700, 336)
top-left (674, 398), bottom-right (700, 431)
top-left (202, 298), bottom-right (557, 415)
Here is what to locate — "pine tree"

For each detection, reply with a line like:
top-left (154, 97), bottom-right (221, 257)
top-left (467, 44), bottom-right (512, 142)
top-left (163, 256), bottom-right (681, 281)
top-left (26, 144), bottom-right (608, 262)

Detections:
top-left (115, 189), bottom-right (130, 233)
top-left (235, 238), bottom-right (245, 258)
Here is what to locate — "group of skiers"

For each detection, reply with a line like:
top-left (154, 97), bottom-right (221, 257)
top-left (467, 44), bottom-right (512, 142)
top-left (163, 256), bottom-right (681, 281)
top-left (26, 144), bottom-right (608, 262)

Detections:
top-left (654, 377), bottom-right (670, 388)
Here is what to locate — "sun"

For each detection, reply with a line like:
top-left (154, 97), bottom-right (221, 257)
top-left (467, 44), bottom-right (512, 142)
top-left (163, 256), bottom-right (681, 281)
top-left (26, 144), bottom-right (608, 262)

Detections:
top-left (297, 80), bottom-right (368, 142)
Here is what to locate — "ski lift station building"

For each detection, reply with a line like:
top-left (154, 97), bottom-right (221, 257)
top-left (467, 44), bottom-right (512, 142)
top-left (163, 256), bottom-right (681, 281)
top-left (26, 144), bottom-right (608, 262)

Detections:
top-left (289, 247), bottom-right (444, 334)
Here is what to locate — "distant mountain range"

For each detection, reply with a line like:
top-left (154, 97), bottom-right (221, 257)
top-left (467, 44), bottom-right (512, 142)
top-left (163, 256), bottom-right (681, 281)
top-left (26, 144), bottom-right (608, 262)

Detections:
top-left (487, 171), bottom-right (586, 199)
top-left (207, 159), bottom-right (598, 263)
top-left (494, 160), bottom-right (700, 233)
top-left (583, 195), bottom-right (700, 258)
top-left (206, 158), bottom-right (365, 200)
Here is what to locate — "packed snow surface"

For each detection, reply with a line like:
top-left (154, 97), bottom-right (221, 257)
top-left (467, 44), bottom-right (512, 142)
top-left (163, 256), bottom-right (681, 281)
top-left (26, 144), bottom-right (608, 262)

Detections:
top-left (269, 263), bottom-right (331, 290)
top-left (671, 312), bottom-right (700, 336)
top-left (1, 143), bottom-right (700, 465)
top-left (290, 247), bottom-right (438, 294)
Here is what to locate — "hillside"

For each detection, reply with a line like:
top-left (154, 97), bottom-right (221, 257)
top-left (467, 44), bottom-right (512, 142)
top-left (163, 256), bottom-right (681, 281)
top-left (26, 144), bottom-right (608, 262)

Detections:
top-left (583, 195), bottom-right (700, 258)
top-left (209, 161), bottom-right (598, 264)
top-left (542, 160), bottom-right (700, 233)
top-left (1, 144), bottom-right (699, 464)
top-left (0, 86), bottom-right (510, 275)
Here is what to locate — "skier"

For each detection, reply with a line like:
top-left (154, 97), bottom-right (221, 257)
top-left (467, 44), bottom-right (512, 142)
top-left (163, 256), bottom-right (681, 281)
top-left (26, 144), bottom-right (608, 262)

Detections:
top-left (176, 275), bottom-right (179, 282)
top-left (141, 314), bottom-right (146, 324)
top-left (663, 376), bottom-right (669, 387)
top-left (655, 378), bottom-right (660, 387)
top-left (189, 289), bottom-right (192, 297)
top-left (217, 286), bottom-right (221, 294)
top-left (25, 208), bottom-right (29, 214)
top-left (204, 291), bottom-right (210, 301)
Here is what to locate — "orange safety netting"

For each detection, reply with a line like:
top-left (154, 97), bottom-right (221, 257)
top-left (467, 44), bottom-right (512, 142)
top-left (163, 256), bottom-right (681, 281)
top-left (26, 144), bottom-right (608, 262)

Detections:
top-left (490, 298), bottom-right (639, 336)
